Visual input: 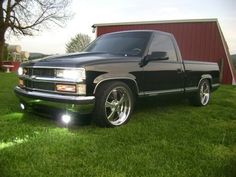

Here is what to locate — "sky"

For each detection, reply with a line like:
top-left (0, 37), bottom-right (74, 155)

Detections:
top-left (7, 0), bottom-right (236, 54)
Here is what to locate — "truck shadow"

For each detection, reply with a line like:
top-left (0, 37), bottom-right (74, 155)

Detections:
top-left (135, 94), bottom-right (188, 111)
top-left (19, 95), bottom-right (189, 127)
top-left (21, 105), bottom-right (92, 127)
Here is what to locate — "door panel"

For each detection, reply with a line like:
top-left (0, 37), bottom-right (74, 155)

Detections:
top-left (142, 60), bottom-right (184, 92)
top-left (140, 32), bottom-right (185, 93)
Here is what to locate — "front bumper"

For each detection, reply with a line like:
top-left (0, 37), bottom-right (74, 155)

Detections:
top-left (14, 86), bottom-right (95, 114)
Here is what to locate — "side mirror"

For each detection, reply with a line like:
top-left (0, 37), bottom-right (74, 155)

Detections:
top-left (149, 51), bottom-right (169, 61)
top-left (139, 51), bottom-right (169, 67)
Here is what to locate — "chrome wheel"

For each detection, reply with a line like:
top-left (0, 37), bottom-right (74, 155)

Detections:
top-left (200, 81), bottom-right (210, 105)
top-left (105, 86), bottom-right (131, 126)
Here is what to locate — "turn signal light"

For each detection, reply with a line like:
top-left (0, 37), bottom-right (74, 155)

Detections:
top-left (56, 84), bottom-right (76, 93)
top-left (19, 79), bottom-right (24, 87)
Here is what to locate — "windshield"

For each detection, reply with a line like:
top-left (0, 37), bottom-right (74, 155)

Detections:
top-left (84, 32), bottom-right (151, 57)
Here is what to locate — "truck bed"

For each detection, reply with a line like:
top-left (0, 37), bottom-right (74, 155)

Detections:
top-left (183, 60), bottom-right (220, 89)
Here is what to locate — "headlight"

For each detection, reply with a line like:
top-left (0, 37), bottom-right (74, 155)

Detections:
top-left (18, 67), bottom-right (23, 76)
top-left (55, 68), bottom-right (86, 82)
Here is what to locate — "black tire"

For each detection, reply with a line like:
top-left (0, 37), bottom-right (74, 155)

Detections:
top-left (189, 79), bottom-right (211, 106)
top-left (93, 81), bottom-right (134, 127)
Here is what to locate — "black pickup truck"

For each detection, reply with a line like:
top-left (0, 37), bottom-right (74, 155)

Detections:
top-left (15, 30), bottom-right (220, 127)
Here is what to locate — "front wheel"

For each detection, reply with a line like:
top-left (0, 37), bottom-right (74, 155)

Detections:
top-left (189, 79), bottom-right (211, 106)
top-left (93, 81), bottom-right (134, 127)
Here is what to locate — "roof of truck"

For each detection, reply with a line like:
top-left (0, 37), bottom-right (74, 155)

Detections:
top-left (99, 30), bottom-right (174, 38)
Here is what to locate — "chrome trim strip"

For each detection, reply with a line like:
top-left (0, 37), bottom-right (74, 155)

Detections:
top-left (15, 86), bottom-right (94, 103)
top-left (185, 87), bottom-right (198, 92)
top-left (139, 88), bottom-right (184, 96)
top-left (93, 77), bottom-right (139, 94)
top-left (212, 83), bottom-right (220, 88)
top-left (35, 76), bottom-right (83, 83)
top-left (20, 76), bottom-right (82, 83)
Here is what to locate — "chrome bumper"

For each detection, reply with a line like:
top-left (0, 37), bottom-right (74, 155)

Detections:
top-left (14, 86), bottom-right (95, 113)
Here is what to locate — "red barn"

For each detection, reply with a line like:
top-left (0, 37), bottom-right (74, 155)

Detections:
top-left (92, 19), bottom-right (236, 84)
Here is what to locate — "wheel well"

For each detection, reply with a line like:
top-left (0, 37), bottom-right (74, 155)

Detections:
top-left (93, 79), bottom-right (139, 96)
top-left (207, 78), bottom-right (213, 90)
top-left (199, 77), bottom-right (212, 90)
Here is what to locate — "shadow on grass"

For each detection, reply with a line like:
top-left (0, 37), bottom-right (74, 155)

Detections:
top-left (15, 95), bottom-right (189, 129)
top-left (135, 94), bottom-right (189, 110)
top-left (20, 106), bottom-right (93, 127)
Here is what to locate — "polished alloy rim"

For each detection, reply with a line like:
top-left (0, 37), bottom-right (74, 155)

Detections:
top-left (200, 82), bottom-right (210, 105)
top-left (105, 87), bottom-right (131, 125)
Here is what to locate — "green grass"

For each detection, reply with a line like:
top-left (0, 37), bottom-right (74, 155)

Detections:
top-left (0, 72), bottom-right (236, 177)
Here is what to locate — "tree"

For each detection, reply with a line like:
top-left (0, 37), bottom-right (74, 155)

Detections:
top-left (0, 0), bottom-right (72, 61)
top-left (3, 43), bottom-right (9, 60)
top-left (66, 33), bottom-right (91, 53)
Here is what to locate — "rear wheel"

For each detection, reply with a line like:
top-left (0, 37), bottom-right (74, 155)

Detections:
top-left (93, 81), bottom-right (134, 127)
top-left (189, 79), bottom-right (211, 106)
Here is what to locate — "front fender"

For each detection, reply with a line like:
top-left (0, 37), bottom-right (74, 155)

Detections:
top-left (93, 73), bottom-right (136, 84)
top-left (93, 73), bottom-right (138, 94)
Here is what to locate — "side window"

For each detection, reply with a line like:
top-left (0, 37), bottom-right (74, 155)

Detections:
top-left (148, 34), bottom-right (178, 61)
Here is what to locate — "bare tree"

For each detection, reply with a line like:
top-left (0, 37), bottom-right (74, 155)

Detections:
top-left (66, 33), bottom-right (91, 53)
top-left (0, 0), bottom-right (72, 61)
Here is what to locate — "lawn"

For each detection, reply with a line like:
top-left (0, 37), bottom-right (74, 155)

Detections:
top-left (0, 72), bottom-right (236, 177)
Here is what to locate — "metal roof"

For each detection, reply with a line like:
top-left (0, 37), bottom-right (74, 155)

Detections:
top-left (92, 18), bottom-right (218, 27)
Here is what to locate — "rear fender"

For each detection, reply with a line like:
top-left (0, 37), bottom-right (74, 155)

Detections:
top-left (198, 74), bottom-right (212, 88)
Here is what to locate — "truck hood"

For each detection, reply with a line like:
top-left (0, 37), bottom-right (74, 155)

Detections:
top-left (22, 52), bottom-right (139, 67)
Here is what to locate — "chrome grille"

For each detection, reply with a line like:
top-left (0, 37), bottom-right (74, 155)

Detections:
top-left (33, 82), bottom-right (55, 91)
top-left (25, 68), bottom-right (55, 77)
top-left (24, 80), bottom-right (55, 91)
top-left (20, 67), bottom-right (75, 94)
top-left (23, 68), bottom-right (56, 92)
top-left (19, 66), bottom-right (86, 95)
